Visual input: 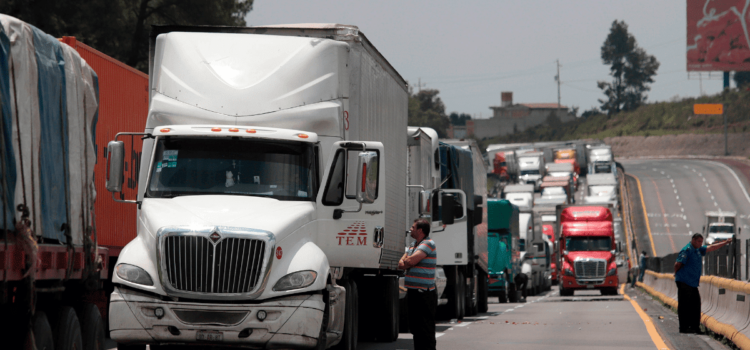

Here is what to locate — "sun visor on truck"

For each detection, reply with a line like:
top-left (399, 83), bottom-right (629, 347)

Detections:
top-left (560, 206), bottom-right (612, 222)
top-left (561, 221), bottom-right (613, 236)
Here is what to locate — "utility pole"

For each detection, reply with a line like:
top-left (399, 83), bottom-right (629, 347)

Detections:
top-left (413, 78), bottom-right (427, 93)
top-left (555, 60), bottom-right (561, 108)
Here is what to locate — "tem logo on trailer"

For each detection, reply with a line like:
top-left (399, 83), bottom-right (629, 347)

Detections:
top-left (337, 221), bottom-right (367, 246)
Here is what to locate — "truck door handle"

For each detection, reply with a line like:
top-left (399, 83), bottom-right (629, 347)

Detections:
top-left (372, 227), bottom-right (384, 248)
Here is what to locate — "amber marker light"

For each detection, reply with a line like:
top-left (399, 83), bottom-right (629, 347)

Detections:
top-left (160, 128), bottom-right (171, 133)
top-left (246, 129), bottom-right (257, 134)
top-left (229, 128), bottom-right (239, 132)
top-left (211, 127), bottom-right (221, 132)
top-left (297, 133), bottom-right (309, 139)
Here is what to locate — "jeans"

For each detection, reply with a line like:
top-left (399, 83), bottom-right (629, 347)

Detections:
top-left (676, 281), bottom-right (702, 332)
top-left (407, 288), bottom-right (437, 350)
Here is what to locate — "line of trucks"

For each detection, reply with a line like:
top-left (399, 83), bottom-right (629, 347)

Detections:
top-left (0, 18), bottom-right (496, 350)
top-left (485, 141), bottom-right (624, 299)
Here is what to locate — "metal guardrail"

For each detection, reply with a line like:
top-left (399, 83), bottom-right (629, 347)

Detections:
top-left (642, 236), bottom-right (741, 280)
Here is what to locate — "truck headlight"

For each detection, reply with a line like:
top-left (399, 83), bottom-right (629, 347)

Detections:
top-left (116, 263), bottom-right (154, 286)
top-left (607, 268), bottom-right (617, 276)
top-left (273, 271), bottom-right (317, 291)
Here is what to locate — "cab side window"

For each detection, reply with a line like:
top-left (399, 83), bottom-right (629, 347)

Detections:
top-left (323, 150), bottom-right (345, 205)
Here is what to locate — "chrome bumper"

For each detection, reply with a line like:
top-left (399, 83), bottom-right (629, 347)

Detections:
top-left (109, 286), bottom-right (324, 349)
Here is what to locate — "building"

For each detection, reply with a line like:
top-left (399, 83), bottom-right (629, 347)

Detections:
top-left (452, 91), bottom-right (576, 140)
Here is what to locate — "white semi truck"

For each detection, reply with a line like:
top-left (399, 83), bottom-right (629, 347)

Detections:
top-left (704, 211), bottom-right (738, 244)
top-left (586, 144), bottom-right (616, 175)
top-left (440, 139), bottom-right (490, 317)
top-left (105, 24), bottom-right (457, 350)
top-left (517, 151), bottom-right (545, 191)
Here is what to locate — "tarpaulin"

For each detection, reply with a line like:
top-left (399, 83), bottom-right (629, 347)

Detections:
top-left (0, 14), bottom-right (98, 244)
top-left (0, 25), bottom-right (16, 231)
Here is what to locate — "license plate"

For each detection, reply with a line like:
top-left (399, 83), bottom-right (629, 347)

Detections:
top-left (586, 285), bottom-right (594, 289)
top-left (196, 331), bottom-right (223, 342)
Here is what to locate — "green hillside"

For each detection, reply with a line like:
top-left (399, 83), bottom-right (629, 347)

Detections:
top-left (479, 88), bottom-right (750, 149)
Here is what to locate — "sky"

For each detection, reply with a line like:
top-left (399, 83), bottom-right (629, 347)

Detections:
top-left (246, 0), bottom-right (727, 119)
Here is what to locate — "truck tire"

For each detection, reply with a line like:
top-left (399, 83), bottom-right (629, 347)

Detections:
top-left (477, 270), bottom-right (489, 313)
top-left (52, 306), bottom-right (83, 350)
top-left (333, 280), bottom-right (358, 350)
top-left (466, 272), bottom-right (478, 317)
top-left (77, 303), bottom-right (105, 350)
top-left (357, 276), bottom-right (398, 342)
top-left (456, 271), bottom-right (465, 319)
top-left (559, 286), bottom-right (574, 297)
top-left (508, 283), bottom-right (518, 303)
top-left (385, 277), bottom-right (399, 342)
top-left (32, 311), bottom-right (54, 350)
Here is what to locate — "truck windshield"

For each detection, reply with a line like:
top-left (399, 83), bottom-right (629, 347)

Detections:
top-left (146, 137), bottom-right (316, 201)
top-left (566, 237), bottom-right (611, 251)
top-left (520, 170), bottom-right (540, 175)
top-left (709, 225), bottom-right (734, 233)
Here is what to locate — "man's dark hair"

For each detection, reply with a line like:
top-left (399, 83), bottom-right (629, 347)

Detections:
top-left (414, 219), bottom-right (431, 236)
top-left (692, 233), bottom-right (703, 240)
top-left (642, 251), bottom-right (647, 255)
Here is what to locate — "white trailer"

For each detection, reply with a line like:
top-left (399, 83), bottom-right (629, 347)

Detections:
top-left (105, 24), bottom-right (456, 349)
top-left (704, 211), bottom-right (738, 244)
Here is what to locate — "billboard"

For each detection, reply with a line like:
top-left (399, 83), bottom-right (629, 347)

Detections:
top-left (687, 0), bottom-right (750, 71)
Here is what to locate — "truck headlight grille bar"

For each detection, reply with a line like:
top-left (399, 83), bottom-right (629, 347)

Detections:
top-left (157, 227), bottom-right (275, 299)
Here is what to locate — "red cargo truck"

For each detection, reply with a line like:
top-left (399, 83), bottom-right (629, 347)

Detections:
top-left (556, 205), bottom-right (618, 296)
top-left (0, 15), bottom-right (147, 349)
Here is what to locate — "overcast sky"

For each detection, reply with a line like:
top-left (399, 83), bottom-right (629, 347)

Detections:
top-left (246, 0), bottom-right (725, 119)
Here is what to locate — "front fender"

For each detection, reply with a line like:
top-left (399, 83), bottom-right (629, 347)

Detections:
top-left (112, 232), bottom-right (165, 295)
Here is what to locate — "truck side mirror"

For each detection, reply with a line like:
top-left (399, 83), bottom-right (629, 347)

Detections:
top-left (418, 190), bottom-right (432, 217)
top-left (355, 151), bottom-right (378, 204)
top-left (441, 193), bottom-right (456, 225)
top-left (106, 141), bottom-right (125, 192)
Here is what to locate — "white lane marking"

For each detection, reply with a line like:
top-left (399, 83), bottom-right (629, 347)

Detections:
top-left (684, 165), bottom-right (689, 169)
top-left (686, 223), bottom-right (690, 228)
top-left (476, 316), bottom-right (488, 320)
top-left (711, 196), bottom-right (715, 200)
top-left (670, 179), bottom-right (674, 183)
top-left (715, 202), bottom-right (719, 207)
top-left (661, 171), bottom-right (665, 175)
top-left (505, 309), bottom-right (514, 312)
top-left (653, 168), bottom-right (658, 171)
top-left (674, 189), bottom-right (678, 193)
top-left (708, 161), bottom-right (750, 205)
top-left (699, 173), bottom-right (702, 176)
top-left (692, 169), bottom-right (696, 172)
top-left (681, 208), bottom-right (685, 212)
top-left (708, 189), bottom-right (712, 194)
top-left (455, 322), bottom-right (472, 327)
top-left (436, 333), bottom-right (445, 338)
top-left (678, 201), bottom-right (682, 206)
top-left (702, 178), bottom-right (706, 182)
top-left (705, 183), bottom-right (709, 187)
top-left (676, 195), bottom-right (680, 200)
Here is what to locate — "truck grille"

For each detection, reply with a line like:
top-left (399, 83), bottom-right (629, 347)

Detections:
top-left (574, 259), bottom-right (606, 279)
top-left (163, 235), bottom-right (266, 294)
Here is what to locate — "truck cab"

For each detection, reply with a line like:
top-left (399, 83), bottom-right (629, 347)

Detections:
top-left (487, 199), bottom-right (521, 303)
top-left (517, 151), bottom-right (545, 191)
top-left (557, 205), bottom-right (619, 296)
top-left (704, 211), bottom-right (738, 245)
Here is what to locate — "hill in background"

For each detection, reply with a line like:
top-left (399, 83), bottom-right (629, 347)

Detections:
top-left (479, 88), bottom-right (750, 152)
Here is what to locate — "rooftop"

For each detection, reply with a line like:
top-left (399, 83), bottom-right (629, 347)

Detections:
top-left (491, 103), bottom-right (568, 109)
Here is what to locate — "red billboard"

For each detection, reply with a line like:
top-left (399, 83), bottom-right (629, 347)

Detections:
top-left (687, 0), bottom-right (750, 71)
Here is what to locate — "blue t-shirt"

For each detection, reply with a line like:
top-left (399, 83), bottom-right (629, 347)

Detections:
top-left (405, 238), bottom-right (437, 291)
top-left (675, 243), bottom-right (706, 288)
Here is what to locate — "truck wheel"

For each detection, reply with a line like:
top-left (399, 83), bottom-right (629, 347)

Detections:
top-left (32, 311), bottom-right (54, 350)
top-left (508, 283), bottom-right (518, 303)
top-left (386, 277), bottom-right (399, 341)
top-left (333, 280), bottom-right (358, 350)
top-left (477, 270), bottom-right (489, 313)
top-left (457, 271), bottom-right (465, 319)
top-left (466, 272), bottom-right (478, 317)
top-left (77, 303), bottom-right (105, 350)
top-left (53, 306), bottom-right (83, 350)
top-left (357, 276), bottom-right (398, 342)
top-left (559, 286), bottom-right (574, 297)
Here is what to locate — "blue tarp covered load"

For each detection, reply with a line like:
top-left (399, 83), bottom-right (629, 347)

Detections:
top-left (438, 142), bottom-right (475, 210)
top-left (0, 15), bottom-right (98, 244)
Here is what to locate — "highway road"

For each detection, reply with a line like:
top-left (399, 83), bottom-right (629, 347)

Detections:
top-left (621, 159), bottom-right (750, 262)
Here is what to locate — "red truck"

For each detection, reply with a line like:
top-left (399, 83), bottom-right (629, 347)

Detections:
top-left (493, 152), bottom-right (510, 181)
top-left (542, 224), bottom-right (557, 284)
top-left (0, 15), bottom-right (147, 349)
top-left (556, 205), bottom-right (618, 296)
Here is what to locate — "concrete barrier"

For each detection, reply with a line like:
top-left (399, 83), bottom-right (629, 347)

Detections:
top-left (640, 270), bottom-right (750, 349)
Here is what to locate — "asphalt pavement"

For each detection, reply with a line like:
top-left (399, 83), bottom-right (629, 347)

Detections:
top-left (621, 159), bottom-right (750, 262)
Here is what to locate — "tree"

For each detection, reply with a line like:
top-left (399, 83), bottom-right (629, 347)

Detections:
top-left (597, 20), bottom-right (659, 115)
top-left (449, 112), bottom-right (471, 126)
top-left (734, 72), bottom-right (750, 88)
top-left (408, 89), bottom-right (450, 137)
top-left (0, 0), bottom-right (253, 72)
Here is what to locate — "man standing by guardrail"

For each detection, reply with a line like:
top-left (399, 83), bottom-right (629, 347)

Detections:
top-left (674, 233), bottom-right (732, 334)
top-left (631, 251), bottom-right (647, 288)
top-left (399, 219), bottom-right (437, 350)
